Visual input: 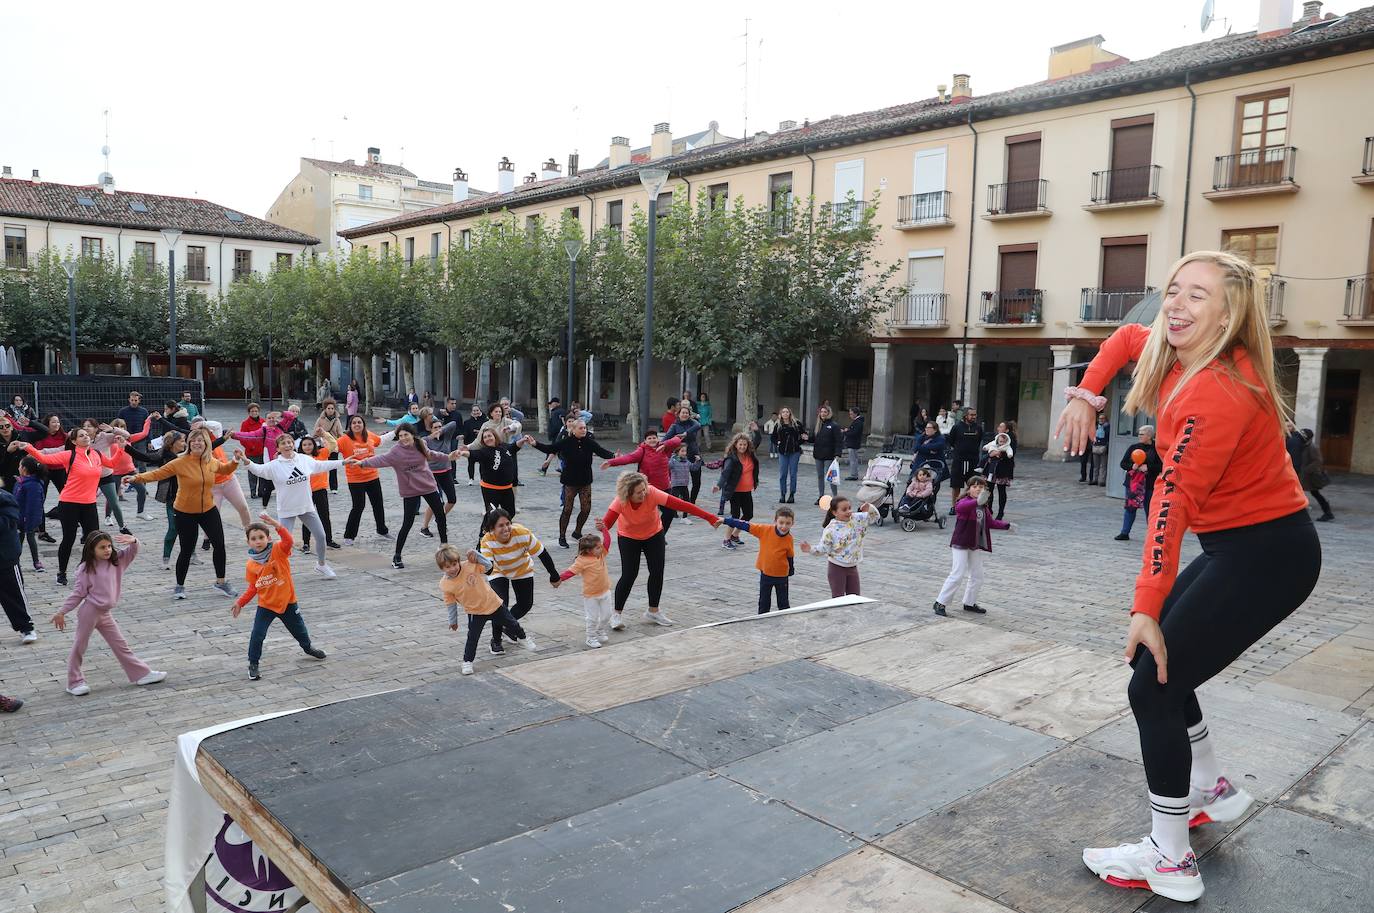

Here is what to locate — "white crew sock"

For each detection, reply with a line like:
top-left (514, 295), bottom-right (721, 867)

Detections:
top-left (1188, 720), bottom-right (1223, 791)
top-left (1149, 792), bottom-right (1192, 861)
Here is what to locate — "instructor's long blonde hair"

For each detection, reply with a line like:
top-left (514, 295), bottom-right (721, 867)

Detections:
top-left (1124, 250), bottom-right (1288, 432)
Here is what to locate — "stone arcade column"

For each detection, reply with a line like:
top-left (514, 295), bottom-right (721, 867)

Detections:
top-left (869, 342), bottom-right (893, 445)
top-left (476, 359), bottom-right (492, 405)
top-left (447, 349), bottom-right (463, 401)
top-left (1293, 347), bottom-right (1329, 437)
top-left (954, 343), bottom-right (980, 409)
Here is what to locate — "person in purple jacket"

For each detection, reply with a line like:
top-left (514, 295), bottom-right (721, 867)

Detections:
top-left (932, 475), bottom-right (1014, 616)
top-left (345, 424), bottom-right (461, 569)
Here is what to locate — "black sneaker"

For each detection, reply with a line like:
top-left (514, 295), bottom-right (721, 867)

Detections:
top-left (489, 642), bottom-right (505, 655)
top-left (38, 531), bottom-right (55, 544)
top-left (326, 540), bottom-right (342, 550)
top-left (56, 573), bottom-right (68, 586)
top-left (1114, 533), bottom-right (1130, 541)
top-left (963, 604), bottom-right (987, 615)
top-left (419, 527), bottom-right (434, 538)
top-left (248, 664), bottom-right (261, 681)
top-left (1317, 513), bottom-right (1334, 522)
top-left (948, 506), bottom-right (957, 516)
top-left (303, 647), bottom-right (326, 660)
top-left (119, 527), bottom-right (133, 536)
top-left (391, 558), bottom-right (405, 569)
top-left (201, 538), bottom-right (212, 551)
top-left (933, 601), bottom-right (947, 616)
top-left (559, 537), bottom-right (569, 549)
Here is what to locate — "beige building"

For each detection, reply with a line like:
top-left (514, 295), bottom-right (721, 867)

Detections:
top-left (267, 148), bottom-right (484, 255)
top-left (342, 1), bottom-right (1374, 474)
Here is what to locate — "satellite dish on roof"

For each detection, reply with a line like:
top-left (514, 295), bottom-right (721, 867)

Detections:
top-left (1200, 0), bottom-right (1215, 31)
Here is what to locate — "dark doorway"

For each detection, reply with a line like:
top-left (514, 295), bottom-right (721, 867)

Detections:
top-left (1321, 370), bottom-right (1359, 470)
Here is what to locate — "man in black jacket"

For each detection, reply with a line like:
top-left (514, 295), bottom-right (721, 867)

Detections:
top-left (117, 391), bottom-right (149, 431)
top-left (947, 407), bottom-right (986, 514)
top-left (806, 405), bottom-right (842, 504)
top-left (842, 408), bottom-right (865, 480)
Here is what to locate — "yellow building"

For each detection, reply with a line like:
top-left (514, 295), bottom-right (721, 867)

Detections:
top-left (342, 2), bottom-right (1374, 473)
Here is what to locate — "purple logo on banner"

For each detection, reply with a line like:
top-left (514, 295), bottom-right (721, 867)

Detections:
top-left (204, 814), bottom-right (311, 912)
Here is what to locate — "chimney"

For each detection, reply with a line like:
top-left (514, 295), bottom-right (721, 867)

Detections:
top-left (778, 119), bottom-right (797, 132)
top-left (540, 158), bottom-right (562, 181)
top-left (367, 146), bottom-right (381, 165)
top-left (609, 136), bottom-right (631, 169)
top-left (1, 166), bottom-right (11, 179)
top-left (567, 153), bottom-right (580, 177)
top-left (1299, 0), bottom-right (1323, 24)
top-left (950, 74), bottom-right (972, 102)
top-left (31, 169), bottom-right (40, 183)
top-left (452, 168), bottom-right (469, 203)
top-left (523, 172), bottom-right (537, 184)
top-left (1258, 0), bottom-right (1295, 38)
top-left (936, 84), bottom-right (948, 103)
top-left (497, 157), bottom-right (515, 194)
top-left (650, 123), bottom-right (672, 160)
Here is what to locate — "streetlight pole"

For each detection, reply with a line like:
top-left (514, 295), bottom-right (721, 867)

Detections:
top-left (638, 168), bottom-right (669, 440)
top-left (161, 230), bottom-right (183, 378)
top-left (61, 259), bottom-right (78, 375)
top-left (564, 238), bottom-right (582, 406)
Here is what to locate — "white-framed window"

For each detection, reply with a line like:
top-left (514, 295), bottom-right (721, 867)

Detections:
top-left (358, 184), bottom-right (373, 200)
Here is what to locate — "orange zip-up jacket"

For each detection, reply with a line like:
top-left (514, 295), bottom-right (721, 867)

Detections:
top-left (236, 523), bottom-right (296, 614)
top-left (1079, 324), bottom-right (1308, 620)
top-left (131, 453), bottom-right (239, 513)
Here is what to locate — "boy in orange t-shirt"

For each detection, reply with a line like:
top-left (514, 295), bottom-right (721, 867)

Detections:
top-left (435, 544), bottom-right (535, 676)
top-left (559, 529), bottom-right (613, 648)
top-left (722, 505), bottom-right (796, 613)
top-left (232, 513), bottom-right (325, 681)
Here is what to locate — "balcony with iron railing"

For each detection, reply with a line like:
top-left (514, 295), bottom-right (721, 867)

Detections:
top-left (1341, 275), bottom-right (1374, 324)
top-left (822, 199), bottom-right (872, 230)
top-left (894, 191), bottom-right (953, 229)
top-left (1204, 146), bottom-right (1298, 198)
top-left (1356, 137), bottom-right (1374, 185)
top-left (767, 209), bottom-right (794, 235)
top-left (984, 179), bottom-right (1050, 220)
top-left (1264, 277), bottom-right (1287, 325)
top-left (3, 251), bottom-right (33, 270)
top-left (891, 291), bottom-right (949, 328)
top-left (979, 289), bottom-right (1044, 326)
top-left (1079, 287), bottom-right (1155, 324)
top-left (337, 192), bottom-right (397, 207)
top-left (184, 265), bottom-right (211, 283)
top-left (1085, 165), bottom-right (1162, 211)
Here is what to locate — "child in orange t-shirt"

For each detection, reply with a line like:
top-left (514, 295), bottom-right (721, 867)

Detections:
top-left (559, 529), bottom-right (613, 648)
top-left (723, 506), bottom-right (796, 613)
top-left (232, 513), bottom-right (325, 681)
top-left (435, 544), bottom-right (534, 675)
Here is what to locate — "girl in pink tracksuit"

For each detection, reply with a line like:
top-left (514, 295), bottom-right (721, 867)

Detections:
top-left (52, 532), bottom-right (167, 696)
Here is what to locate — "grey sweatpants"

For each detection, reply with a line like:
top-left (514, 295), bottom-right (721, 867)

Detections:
top-left (280, 511), bottom-right (328, 565)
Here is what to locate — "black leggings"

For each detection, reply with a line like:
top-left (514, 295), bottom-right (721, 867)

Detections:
top-left (995, 483), bottom-right (1008, 518)
top-left (729, 492), bottom-right (754, 526)
top-left (302, 489), bottom-right (333, 547)
top-left (1128, 510), bottom-right (1320, 797)
top-left (1309, 488), bottom-right (1332, 516)
top-left (396, 490), bottom-right (447, 557)
top-left (688, 465), bottom-right (702, 504)
top-left (345, 479), bottom-right (388, 539)
top-left (560, 485), bottom-right (591, 538)
top-left (482, 486), bottom-right (516, 517)
top-left (174, 508), bottom-right (227, 585)
top-left (56, 501), bottom-right (100, 576)
top-left (614, 531), bottom-right (666, 612)
top-left (490, 576), bottom-right (534, 644)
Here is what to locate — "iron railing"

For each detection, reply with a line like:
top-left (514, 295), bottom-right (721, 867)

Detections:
top-left (1080, 287), bottom-right (1155, 322)
top-left (184, 265), bottom-right (210, 282)
top-left (897, 191), bottom-right (952, 223)
top-left (768, 209), bottom-right (794, 235)
top-left (823, 199), bottom-right (871, 229)
top-left (1089, 165), bottom-right (1161, 204)
top-left (1344, 275), bottom-right (1373, 320)
top-left (986, 179), bottom-right (1048, 215)
top-left (980, 289), bottom-right (1044, 324)
top-left (3, 251), bottom-right (32, 269)
top-left (892, 292), bottom-right (949, 326)
top-left (1264, 278), bottom-right (1287, 321)
top-left (1363, 137), bottom-right (1374, 176)
top-left (1212, 146), bottom-right (1297, 191)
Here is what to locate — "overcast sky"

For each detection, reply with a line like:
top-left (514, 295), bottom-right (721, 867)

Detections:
top-left (2, 0), bottom-right (1307, 217)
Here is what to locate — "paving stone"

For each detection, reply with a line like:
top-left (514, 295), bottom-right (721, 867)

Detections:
top-left (359, 772), bottom-right (857, 913)
top-left (937, 643), bottom-right (1133, 740)
top-left (732, 846), bottom-right (1017, 912)
top-left (596, 659), bottom-right (911, 767)
top-left (1082, 678), bottom-right (1357, 802)
top-left (721, 698), bottom-right (1060, 839)
top-left (1280, 721), bottom-right (1374, 836)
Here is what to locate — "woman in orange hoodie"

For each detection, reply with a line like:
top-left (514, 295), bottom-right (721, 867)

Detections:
top-left (1060, 251), bottom-right (1320, 903)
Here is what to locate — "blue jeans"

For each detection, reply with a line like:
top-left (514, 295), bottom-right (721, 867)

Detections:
top-left (778, 452), bottom-right (800, 498)
top-left (248, 603), bottom-right (313, 665)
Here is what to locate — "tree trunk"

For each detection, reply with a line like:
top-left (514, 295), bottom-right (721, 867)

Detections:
top-left (243, 357), bottom-right (256, 400)
top-left (627, 365), bottom-right (641, 443)
top-left (360, 355), bottom-right (375, 414)
top-left (738, 366), bottom-right (759, 434)
top-left (400, 351), bottom-right (415, 398)
top-left (536, 358), bottom-right (550, 440)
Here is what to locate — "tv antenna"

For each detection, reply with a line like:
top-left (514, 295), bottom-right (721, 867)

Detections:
top-left (1199, 0), bottom-right (1230, 33)
top-left (741, 18), bottom-right (750, 138)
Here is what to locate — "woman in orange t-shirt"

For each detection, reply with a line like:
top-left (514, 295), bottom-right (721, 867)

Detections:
top-left (597, 471), bottom-right (719, 630)
top-left (1059, 251), bottom-right (1320, 902)
top-left (335, 415), bottom-right (389, 543)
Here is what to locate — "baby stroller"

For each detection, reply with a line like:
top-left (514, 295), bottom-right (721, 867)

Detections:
top-left (896, 459), bottom-right (946, 532)
top-left (854, 454), bottom-right (905, 525)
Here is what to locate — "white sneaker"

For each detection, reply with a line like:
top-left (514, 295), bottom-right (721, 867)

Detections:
top-left (610, 614), bottom-right (626, 631)
top-left (585, 637), bottom-right (602, 649)
top-left (467, 480), bottom-right (474, 486)
top-left (644, 610), bottom-right (675, 626)
top-left (314, 563), bottom-right (337, 579)
top-left (138, 513), bottom-right (155, 521)
top-left (67, 683), bottom-right (91, 696)
top-left (461, 662), bottom-right (474, 675)
top-left (21, 631), bottom-right (37, 644)
top-left (1082, 837), bottom-right (1203, 903)
top-left (681, 518), bottom-right (693, 525)
top-left (597, 633), bottom-right (610, 644)
top-left (212, 581), bottom-right (237, 599)
top-left (104, 515), bottom-right (115, 527)
top-left (377, 530), bottom-right (393, 540)
top-left (135, 670), bottom-right (167, 686)
top-left (520, 635), bottom-right (538, 652)
top-left (342, 538), bottom-right (355, 546)
top-left (1189, 777), bottom-right (1254, 828)
top-left (162, 558), bottom-right (171, 570)
top-left (173, 585), bottom-right (186, 600)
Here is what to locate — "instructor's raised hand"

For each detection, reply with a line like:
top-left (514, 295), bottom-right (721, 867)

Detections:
top-left (1055, 397), bottom-right (1097, 457)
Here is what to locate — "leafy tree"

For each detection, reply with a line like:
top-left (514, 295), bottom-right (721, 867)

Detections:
top-left (579, 217), bottom-right (647, 436)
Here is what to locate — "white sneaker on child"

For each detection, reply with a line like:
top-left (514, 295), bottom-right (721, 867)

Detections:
top-left (461, 662), bottom-right (474, 675)
top-left (585, 637), bottom-right (602, 648)
top-left (597, 633), bottom-right (610, 644)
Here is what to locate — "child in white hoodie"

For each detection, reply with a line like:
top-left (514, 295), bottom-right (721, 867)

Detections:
top-left (235, 434), bottom-right (345, 579)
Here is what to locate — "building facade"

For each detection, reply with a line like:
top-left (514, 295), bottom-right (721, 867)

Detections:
top-left (342, 2), bottom-right (1374, 473)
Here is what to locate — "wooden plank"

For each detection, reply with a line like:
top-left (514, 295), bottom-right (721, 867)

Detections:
top-left (195, 748), bottom-right (363, 913)
top-left (936, 643), bottom-right (1131, 740)
top-left (1281, 722), bottom-right (1374, 834)
top-left (500, 627), bottom-right (789, 713)
top-left (733, 847), bottom-right (1017, 912)
top-left (816, 619), bottom-right (1053, 695)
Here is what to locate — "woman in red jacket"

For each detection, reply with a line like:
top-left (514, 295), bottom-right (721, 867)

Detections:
top-left (1058, 251), bottom-right (1320, 904)
top-left (23, 428), bottom-right (117, 585)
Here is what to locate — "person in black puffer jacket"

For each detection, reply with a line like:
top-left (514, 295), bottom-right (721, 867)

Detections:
top-left (804, 405), bottom-right (842, 504)
top-left (532, 418), bottom-right (615, 547)
top-left (946, 407), bottom-right (986, 515)
top-left (842, 408), bottom-right (866, 480)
